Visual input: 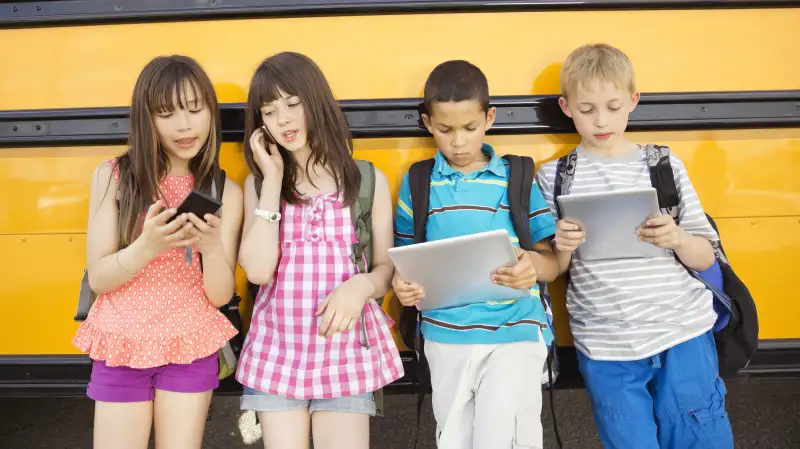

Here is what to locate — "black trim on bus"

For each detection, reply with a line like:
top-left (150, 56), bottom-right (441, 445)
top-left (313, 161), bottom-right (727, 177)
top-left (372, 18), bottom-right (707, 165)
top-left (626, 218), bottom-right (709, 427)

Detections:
top-left (0, 90), bottom-right (798, 148)
top-left (1, 340), bottom-right (799, 397)
top-left (1, 0), bottom-right (799, 29)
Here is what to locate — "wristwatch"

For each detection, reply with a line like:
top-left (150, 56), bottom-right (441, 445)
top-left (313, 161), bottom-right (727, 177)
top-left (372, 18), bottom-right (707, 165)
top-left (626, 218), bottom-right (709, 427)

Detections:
top-left (254, 208), bottom-right (281, 223)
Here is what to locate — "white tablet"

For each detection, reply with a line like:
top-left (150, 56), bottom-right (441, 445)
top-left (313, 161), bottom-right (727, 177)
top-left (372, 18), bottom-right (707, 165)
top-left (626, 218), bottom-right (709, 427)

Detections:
top-left (388, 229), bottom-right (531, 311)
top-left (556, 187), bottom-right (668, 261)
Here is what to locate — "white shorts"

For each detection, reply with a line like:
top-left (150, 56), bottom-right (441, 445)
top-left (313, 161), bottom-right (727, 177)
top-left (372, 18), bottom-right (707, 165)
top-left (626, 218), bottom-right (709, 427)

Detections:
top-left (425, 337), bottom-right (549, 449)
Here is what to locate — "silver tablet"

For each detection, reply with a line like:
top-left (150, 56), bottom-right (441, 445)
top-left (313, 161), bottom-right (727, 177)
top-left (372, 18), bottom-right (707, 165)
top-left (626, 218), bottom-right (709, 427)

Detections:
top-left (556, 187), bottom-right (668, 261)
top-left (388, 229), bottom-right (531, 311)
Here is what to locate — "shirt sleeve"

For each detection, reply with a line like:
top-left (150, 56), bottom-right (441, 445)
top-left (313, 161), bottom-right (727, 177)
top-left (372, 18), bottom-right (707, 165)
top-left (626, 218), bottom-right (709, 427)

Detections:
top-left (536, 162), bottom-right (558, 217)
top-left (529, 178), bottom-right (557, 244)
top-left (394, 173), bottom-right (415, 247)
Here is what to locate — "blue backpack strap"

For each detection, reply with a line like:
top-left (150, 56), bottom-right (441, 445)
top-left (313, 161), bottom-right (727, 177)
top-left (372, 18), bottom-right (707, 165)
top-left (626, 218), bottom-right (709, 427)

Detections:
top-left (553, 149), bottom-right (578, 219)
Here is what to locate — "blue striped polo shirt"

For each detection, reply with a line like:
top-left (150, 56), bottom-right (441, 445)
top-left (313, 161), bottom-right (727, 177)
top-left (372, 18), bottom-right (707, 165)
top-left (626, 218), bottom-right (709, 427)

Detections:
top-left (393, 143), bottom-right (557, 346)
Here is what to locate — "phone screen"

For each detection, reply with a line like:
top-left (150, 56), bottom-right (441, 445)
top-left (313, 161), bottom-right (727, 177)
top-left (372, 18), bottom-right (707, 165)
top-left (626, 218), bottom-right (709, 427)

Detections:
top-left (166, 190), bottom-right (222, 223)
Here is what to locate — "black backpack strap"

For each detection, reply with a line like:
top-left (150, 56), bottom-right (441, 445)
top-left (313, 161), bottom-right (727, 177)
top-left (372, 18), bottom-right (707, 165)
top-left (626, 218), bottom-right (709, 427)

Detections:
top-left (404, 158), bottom-right (436, 449)
top-left (199, 168), bottom-right (227, 271)
top-left (643, 144), bottom-right (680, 223)
top-left (502, 154), bottom-right (535, 251)
top-left (408, 158), bottom-right (435, 243)
top-left (553, 150), bottom-right (578, 219)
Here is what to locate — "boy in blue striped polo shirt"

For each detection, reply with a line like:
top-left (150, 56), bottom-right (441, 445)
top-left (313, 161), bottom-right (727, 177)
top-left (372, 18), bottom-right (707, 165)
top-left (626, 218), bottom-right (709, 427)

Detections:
top-left (392, 60), bottom-right (559, 449)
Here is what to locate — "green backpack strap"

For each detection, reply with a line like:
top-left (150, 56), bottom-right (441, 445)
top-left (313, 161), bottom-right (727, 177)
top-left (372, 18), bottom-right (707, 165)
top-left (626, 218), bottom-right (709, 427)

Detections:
top-left (349, 159), bottom-right (382, 415)
top-left (350, 159), bottom-right (376, 278)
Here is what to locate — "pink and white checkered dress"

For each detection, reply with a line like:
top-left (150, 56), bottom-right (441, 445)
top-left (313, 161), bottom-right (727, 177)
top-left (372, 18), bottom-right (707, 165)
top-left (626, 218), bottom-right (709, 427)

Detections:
top-left (236, 192), bottom-right (404, 399)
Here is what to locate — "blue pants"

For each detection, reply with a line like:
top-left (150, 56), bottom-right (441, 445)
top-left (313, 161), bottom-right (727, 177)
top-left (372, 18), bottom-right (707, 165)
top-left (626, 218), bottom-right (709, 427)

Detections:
top-left (578, 331), bottom-right (734, 449)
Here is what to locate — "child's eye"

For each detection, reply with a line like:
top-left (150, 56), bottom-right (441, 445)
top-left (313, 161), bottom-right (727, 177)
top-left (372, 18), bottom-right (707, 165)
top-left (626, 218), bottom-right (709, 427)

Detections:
top-left (466, 127), bottom-right (478, 132)
top-left (262, 111), bottom-right (275, 116)
top-left (579, 109), bottom-right (594, 114)
top-left (609, 107), bottom-right (621, 112)
top-left (189, 109), bottom-right (203, 114)
top-left (438, 129), bottom-right (451, 134)
top-left (288, 102), bottom-right (301, 108)
top-left (157, 112), bottom-right (173, 118)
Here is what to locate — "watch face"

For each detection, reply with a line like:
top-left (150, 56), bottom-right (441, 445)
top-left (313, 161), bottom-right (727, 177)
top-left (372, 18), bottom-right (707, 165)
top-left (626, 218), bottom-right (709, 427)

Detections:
top-left (270, 213), bottom-right (280, 221)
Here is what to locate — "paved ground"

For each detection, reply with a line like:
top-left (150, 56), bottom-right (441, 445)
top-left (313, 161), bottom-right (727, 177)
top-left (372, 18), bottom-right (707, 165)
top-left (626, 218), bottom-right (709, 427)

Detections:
top-left (1, 378), bottom-right (798, 448)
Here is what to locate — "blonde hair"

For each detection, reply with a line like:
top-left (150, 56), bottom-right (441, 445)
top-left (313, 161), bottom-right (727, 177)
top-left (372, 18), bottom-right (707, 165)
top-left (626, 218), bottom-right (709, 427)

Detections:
top-left (560, 43), bottom-right (636, 99)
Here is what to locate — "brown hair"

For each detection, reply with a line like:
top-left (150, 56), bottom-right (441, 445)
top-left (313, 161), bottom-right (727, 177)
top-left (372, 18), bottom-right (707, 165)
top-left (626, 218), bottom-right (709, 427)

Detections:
top-left (561, 43), bottom-right (636, 100)
top-left (423, 60), bottom-right (490, 114)
top-left (115, 55), bottom-right (221, 248)
top-left (243, 52), bottom-right (360, 206)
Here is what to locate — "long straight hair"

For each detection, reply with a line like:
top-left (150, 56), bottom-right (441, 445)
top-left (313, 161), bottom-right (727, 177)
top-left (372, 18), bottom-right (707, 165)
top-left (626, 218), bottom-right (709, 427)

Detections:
top-left (115, 55), bottom-right (222, 248)
top-left (243, 52), bottom-right (360, 206)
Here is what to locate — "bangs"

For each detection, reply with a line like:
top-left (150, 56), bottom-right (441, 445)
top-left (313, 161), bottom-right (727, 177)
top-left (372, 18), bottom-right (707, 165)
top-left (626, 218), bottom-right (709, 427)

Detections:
top-left (147, 64), bottom-right (206, 114)
top-left (250, 62), bottom-right (300, 107)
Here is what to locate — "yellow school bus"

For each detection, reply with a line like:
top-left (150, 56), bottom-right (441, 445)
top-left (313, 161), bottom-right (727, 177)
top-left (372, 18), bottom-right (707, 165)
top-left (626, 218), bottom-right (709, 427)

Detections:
top-left (1, 0), bottom-right (799, 396)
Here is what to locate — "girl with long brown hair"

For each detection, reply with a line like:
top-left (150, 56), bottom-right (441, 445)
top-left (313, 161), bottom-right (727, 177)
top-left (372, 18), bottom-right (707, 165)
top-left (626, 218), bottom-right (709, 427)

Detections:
top-left (72, 55), bottom-right (243, 449)
top-left (237, 51), bottom-right (403, 449)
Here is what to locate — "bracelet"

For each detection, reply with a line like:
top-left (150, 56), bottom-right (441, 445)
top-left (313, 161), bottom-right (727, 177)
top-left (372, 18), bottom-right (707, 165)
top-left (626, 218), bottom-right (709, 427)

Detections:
top-left (116, 250), bottom-right (136, 277)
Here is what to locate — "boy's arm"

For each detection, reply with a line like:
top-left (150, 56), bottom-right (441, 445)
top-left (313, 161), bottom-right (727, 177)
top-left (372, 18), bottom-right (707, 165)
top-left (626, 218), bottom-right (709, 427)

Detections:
top-left (534, 166), bottom-right (573, 275)
top-left (526, 181), bottom-right (559, 282)
top-left (394, 174), bottom-right (415, 248)
top-left (638, 156), bottom-right (717, 271)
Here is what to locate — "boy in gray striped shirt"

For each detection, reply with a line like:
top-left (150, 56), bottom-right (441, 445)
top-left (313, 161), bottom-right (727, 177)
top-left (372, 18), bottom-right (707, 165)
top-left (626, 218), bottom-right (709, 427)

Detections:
top-left (536, 44), bottom-right (734, 448)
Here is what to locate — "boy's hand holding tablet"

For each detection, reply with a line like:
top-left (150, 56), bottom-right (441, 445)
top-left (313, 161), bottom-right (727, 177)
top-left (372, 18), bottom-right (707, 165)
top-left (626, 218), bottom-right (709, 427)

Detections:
top-left (392, 274), bottom-right (425, 307)
top-left (555, 219), bottom-right (586, 254)
top-left (637, 214), bottom-right (686, 250)
top-left (392, 234), bottom-right (541, 309)
top-left (491, 246), bottom-right (539, 290)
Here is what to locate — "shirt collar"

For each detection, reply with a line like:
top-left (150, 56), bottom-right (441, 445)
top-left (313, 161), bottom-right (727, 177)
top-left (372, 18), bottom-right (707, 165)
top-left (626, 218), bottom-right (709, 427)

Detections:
top-left (433, 143), bottom-right (506, 178)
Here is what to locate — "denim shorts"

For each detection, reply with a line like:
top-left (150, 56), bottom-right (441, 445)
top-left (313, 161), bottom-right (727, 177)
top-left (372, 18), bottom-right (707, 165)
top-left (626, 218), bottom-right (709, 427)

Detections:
top-left (240, 386), bottom-right (376, 416)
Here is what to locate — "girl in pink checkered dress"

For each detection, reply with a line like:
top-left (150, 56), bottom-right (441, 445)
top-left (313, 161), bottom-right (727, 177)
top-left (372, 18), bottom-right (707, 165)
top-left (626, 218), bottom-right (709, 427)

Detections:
top-left (237, 51), bottom-right (404, 449)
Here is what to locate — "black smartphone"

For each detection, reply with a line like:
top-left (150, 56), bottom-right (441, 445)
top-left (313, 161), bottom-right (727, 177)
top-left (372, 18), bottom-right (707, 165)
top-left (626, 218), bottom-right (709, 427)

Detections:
top-left (260, 124), bottom-right (276, 154)
top-left (167, 190), bottom-right (222, 223)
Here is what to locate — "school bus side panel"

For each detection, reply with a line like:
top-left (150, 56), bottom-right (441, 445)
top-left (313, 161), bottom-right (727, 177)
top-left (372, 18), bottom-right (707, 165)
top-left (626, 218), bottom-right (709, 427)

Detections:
top-left (1, 9), bottom-right (799, 111)
top-left (2, 129), bottom-right (799, 355)
top-left (1, 7), bottom-right (798, 358)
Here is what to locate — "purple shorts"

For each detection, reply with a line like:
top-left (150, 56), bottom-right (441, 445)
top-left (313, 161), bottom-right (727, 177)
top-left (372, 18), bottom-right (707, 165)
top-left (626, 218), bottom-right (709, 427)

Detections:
top-left (87, 353), bottom-right (219, 402)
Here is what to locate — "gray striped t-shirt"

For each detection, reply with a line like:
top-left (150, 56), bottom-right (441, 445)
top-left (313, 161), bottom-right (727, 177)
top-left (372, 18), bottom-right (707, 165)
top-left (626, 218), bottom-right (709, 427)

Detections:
top-left (536, 145), bottom-right (719, 361)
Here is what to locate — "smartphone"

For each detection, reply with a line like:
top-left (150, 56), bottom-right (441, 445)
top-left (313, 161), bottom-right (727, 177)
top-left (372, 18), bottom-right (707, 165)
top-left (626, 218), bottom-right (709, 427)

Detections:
top-left (260, 124), bottom-right (276, 154)
top-left (167, 190), bottom-right (222, 223)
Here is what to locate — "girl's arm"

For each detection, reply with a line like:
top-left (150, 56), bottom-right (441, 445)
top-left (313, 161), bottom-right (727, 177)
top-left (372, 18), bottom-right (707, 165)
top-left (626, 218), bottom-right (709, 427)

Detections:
top-left (86, 162), bottom-right (192, 294)
top-left (359, 168), bottom-right (394, 297)
top-left (196, 178), bottom-right (244, 307)
top-left (317, 168), bottom-right (394, 337)
top-left (238, 174), bottom-right (282, 286)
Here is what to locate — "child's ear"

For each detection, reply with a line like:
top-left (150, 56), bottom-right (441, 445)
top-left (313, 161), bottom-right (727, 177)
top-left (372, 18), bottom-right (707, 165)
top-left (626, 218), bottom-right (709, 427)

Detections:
top-left (630, 92), bottom-right (641, 112)
top-left (558, 96), bottom-right (573, 118)
top-left (485, 106), bottom-right (497, 131)
top-left (421, 113), bottom-right (434, 134)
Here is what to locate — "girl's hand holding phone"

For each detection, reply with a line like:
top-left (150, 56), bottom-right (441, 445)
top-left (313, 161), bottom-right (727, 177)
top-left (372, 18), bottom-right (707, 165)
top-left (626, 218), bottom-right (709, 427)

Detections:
top-left (250, 127), bottom-right (284, 185)
top-left (186, 213), bottom-right (224, 256)
top-left (138, 200), bottom-right (197, 257)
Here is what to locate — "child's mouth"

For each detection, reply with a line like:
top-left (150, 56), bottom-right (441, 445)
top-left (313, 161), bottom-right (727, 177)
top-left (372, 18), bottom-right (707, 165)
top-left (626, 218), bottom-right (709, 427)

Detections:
top-left (174, 137), bottom-right (197, 148)
top-left (282, 130), bottom-right (298, 143)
